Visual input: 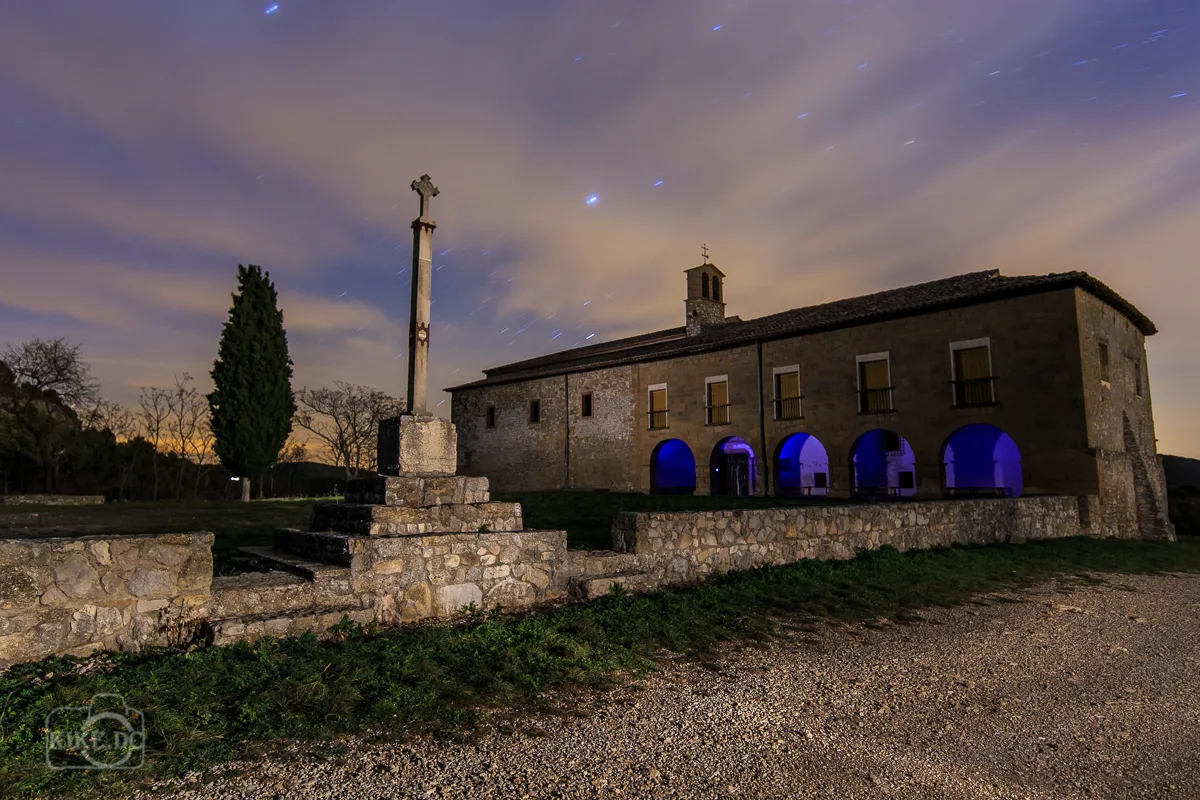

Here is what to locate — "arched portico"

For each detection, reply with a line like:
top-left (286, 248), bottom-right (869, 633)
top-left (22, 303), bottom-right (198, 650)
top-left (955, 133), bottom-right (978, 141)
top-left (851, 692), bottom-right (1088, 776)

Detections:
top-left (710, 436), bottom-right (757, 497)
top-left (775, 433), bottom-right (830, 497)
top-left (850, 429), bottom-right (917, 498)
top-left (942, 424), bottom-right (1023, 497)
top-left (650, 439), bottom-right (697, 495)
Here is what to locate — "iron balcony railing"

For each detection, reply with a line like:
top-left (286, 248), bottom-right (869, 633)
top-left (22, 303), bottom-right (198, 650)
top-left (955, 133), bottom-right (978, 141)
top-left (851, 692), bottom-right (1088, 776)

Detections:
top-left (952, 377), bottom-right (997, 408)
top-left (773, 396), bottom-right (803, 420)
top-left (705, 403), bottom-right (731, 425)
top-left (647, 409), bottom-right (669, 430)
top-left (857, 387), bottom-right (895, 414)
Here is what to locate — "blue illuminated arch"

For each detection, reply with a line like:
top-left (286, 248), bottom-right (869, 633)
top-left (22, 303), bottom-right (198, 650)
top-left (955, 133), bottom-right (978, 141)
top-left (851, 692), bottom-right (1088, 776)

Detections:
top-left (650, 439), bottom-right (697, 495)
top-left (850, 429), bottom-right (917, 498)
top-left (942, 424), bottom-right (1023, 497)
top-left (775, 433), bottom-right (830, 497)
top-left (710, 436), bottom-right (757, 496)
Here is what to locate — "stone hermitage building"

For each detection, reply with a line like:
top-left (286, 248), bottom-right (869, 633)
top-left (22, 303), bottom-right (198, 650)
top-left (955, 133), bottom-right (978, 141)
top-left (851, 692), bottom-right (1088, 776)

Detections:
top-left (0, 183), bottom-right (1176, 667)
top-left (448, 263), bottom-right (1174, 541)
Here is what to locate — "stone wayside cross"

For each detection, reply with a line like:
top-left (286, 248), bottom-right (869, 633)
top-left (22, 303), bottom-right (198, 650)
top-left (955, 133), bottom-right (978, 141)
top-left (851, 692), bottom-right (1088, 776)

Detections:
top-left (376, 173), bottom-right (458, 477)
top-left (406, 174), bottom-right (439, 414)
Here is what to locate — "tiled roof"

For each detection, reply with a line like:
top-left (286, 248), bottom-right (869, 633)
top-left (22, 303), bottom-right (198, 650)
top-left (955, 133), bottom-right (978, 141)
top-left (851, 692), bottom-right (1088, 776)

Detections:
top-left (445, 269), bottom-right (1156, 391)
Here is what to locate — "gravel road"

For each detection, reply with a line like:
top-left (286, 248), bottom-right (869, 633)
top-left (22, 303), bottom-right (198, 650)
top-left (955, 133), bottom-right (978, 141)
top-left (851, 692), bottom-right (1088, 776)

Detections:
top-left (143, 572), bottom-right (1200, 800)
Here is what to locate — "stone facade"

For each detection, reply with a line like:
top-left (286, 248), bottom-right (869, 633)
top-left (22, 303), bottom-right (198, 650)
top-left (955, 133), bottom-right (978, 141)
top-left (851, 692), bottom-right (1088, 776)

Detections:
top-left (0, 533), bottom-right (212, 666)
top-left (0, 495), bottom-right (105, 506)
top-left (449, 273), bottom-right (1173, 542)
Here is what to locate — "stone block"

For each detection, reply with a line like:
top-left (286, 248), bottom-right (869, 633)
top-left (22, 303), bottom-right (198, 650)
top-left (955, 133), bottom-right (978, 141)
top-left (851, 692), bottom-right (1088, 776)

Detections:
top-left (434, 582), bottom-right (482, 615)
top-left (377, 414), bottom-right (457, 477)
top-left (312, 502), bottom-right (523, 536)
top-left (344, 475), bottom-right (490, 507)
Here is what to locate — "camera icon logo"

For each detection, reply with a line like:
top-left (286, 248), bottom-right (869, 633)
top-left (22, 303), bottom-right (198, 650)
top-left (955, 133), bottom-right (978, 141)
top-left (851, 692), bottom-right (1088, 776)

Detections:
top-left (45, 693), bottom-right (145, 770)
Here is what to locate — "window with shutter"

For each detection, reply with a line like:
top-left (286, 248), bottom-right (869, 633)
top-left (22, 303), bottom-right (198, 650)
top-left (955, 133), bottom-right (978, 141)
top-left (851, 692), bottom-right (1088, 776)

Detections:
top-left (774, 370), bottom-right (801, 419)
top-left (706, 379), bottom-right (729, 425)
top-left (952, 345), bottom-right (994, 406)
top-left (648, 387), bottom-right (668, 429)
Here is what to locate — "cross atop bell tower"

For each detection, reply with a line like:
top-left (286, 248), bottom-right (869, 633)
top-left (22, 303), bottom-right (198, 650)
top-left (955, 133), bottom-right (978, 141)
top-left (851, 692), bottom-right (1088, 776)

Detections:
top-left (683, 256), bottom-right (727, 337)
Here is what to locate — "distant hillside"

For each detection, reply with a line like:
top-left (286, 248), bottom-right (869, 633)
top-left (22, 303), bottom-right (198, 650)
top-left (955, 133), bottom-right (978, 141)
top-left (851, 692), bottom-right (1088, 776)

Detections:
top-left (1163, 455), bottom-right (1200, 538)
top-left (1163, 455), bottom-right (1200, 490)
top-left (264, 460), bottom-right (374, 498)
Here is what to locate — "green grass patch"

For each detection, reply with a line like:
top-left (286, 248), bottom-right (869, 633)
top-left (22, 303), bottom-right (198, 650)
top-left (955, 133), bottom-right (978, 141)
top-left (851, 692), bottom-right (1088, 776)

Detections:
top-left (2, 535), bottom-right (1199, 798)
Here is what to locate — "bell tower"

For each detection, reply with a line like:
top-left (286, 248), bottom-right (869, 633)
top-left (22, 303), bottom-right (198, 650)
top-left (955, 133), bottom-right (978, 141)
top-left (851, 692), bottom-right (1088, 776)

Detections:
top-left (684, 245), bottom-right (726, 336)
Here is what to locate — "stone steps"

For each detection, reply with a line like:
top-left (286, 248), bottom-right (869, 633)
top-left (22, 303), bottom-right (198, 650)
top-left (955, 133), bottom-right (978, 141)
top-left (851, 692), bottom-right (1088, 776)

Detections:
top-left (208, 570), bottom-right (318, 619)
top-left (568, 571), bottom-right (660, 602)
top-left (311, 500), bottom-right (522, 537)
top-left (273, 528), bottom-right (362, 566)
top-left (344, 474), bottom-right (490, 507)
top-left (236, 546), bottom-right (352, 583)
top-left (205, 603), bottom-right (375, 646)
top-left (563, 549), bottom-right (645, 577)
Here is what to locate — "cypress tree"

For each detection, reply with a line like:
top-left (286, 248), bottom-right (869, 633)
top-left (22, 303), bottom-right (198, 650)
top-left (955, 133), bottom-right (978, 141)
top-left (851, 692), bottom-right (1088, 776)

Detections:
top-left (208, 264), bottom-right (296, 501)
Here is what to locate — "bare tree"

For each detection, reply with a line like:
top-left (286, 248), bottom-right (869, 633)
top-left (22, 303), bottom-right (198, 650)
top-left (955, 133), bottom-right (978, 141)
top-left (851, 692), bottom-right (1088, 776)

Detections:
top-left (294, 382), bottom-right (404, 477)
top-left (166, 374), bottom-right (209, 500)
top-left (269, 437), bottom-right (309, 497)
top-left (138, 386), bottom-right (171, 502)
top-left (2, 338), bottom-right (100, 411)
top-left (82, 399), bottom-right (139, 500)
top-left (191, 412), bottom-right (216, 501)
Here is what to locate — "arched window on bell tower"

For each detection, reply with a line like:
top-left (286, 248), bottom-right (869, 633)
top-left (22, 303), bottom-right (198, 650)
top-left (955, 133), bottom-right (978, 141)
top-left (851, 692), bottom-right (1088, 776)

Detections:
top-left (712, 277), bottom-right (721, 302)
top-left (702, 273), bottom-right (710, 298)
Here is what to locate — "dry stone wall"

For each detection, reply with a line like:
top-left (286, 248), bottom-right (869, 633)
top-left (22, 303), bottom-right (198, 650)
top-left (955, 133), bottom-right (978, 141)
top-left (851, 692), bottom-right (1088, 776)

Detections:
top-left (0, 495), bottom-right (105, 506)
top-left (0, 533), bottom-right (212, 666)
top-left (611, 496), bottom-right (1097, 584)
top-left (0, 493), bottom-right (1132, 667)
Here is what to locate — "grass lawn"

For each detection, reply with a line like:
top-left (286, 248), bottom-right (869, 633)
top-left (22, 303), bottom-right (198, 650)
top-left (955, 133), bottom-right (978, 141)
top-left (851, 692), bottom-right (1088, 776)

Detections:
top-left (2, 535), bottom-right (1199, 798)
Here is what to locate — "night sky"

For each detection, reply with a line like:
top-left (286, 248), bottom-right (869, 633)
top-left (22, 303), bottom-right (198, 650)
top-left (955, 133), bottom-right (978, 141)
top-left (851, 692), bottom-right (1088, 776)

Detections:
top-left (0, 2), bottom-right (1197, 455)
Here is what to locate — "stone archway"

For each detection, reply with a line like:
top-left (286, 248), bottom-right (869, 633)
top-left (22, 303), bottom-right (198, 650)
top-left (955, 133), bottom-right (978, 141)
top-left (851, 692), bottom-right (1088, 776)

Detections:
top-left (710, 437), bottom-right (757, 497)
top-left (650, 439), bottom-right (697, 495)
top-left (775, 433), bottom-right (830, 497)
top-left (941, 423), bottom-right (1023, 498)
top-left (850, 429), bottom-right (916, 498)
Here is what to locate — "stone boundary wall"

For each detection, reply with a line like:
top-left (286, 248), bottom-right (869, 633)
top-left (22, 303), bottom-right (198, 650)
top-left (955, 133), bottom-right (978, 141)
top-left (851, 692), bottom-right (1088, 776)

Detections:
top-left (0, 495), bottom-right (1129, 667)
top-left (0, 533), bottom-right (212, 666)
top-left (0, 495), bottom-right (105, 506)
top-left (610, 496), bottom-right (1106, 584)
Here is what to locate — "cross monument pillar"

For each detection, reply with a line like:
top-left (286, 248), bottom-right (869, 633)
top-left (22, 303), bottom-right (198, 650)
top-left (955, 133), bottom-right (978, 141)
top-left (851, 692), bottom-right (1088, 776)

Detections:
top-left (376, 173), bottom-right (458, 476)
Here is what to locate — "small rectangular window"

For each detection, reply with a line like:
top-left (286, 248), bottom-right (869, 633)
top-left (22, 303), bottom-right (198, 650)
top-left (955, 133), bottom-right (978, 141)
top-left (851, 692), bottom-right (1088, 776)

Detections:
top-left (1133, 359), bottom-right (1143, 397)
top-left (706, 378), bottom-right (729, 425)
top-left (813, 472), bottom-right (828, 489)
top-left (898, 471), bottom-right (915, 490)
top-left (1099, 342), bottom-right (1110, 382)
top-left (648, 386), bottom-right (668, 429)
top-left (485, 406), bottom-right (496, 428)
top-left (528, 400), bottom-right (540, 424)
top-left (581, 392), bottom-right (593, 417)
